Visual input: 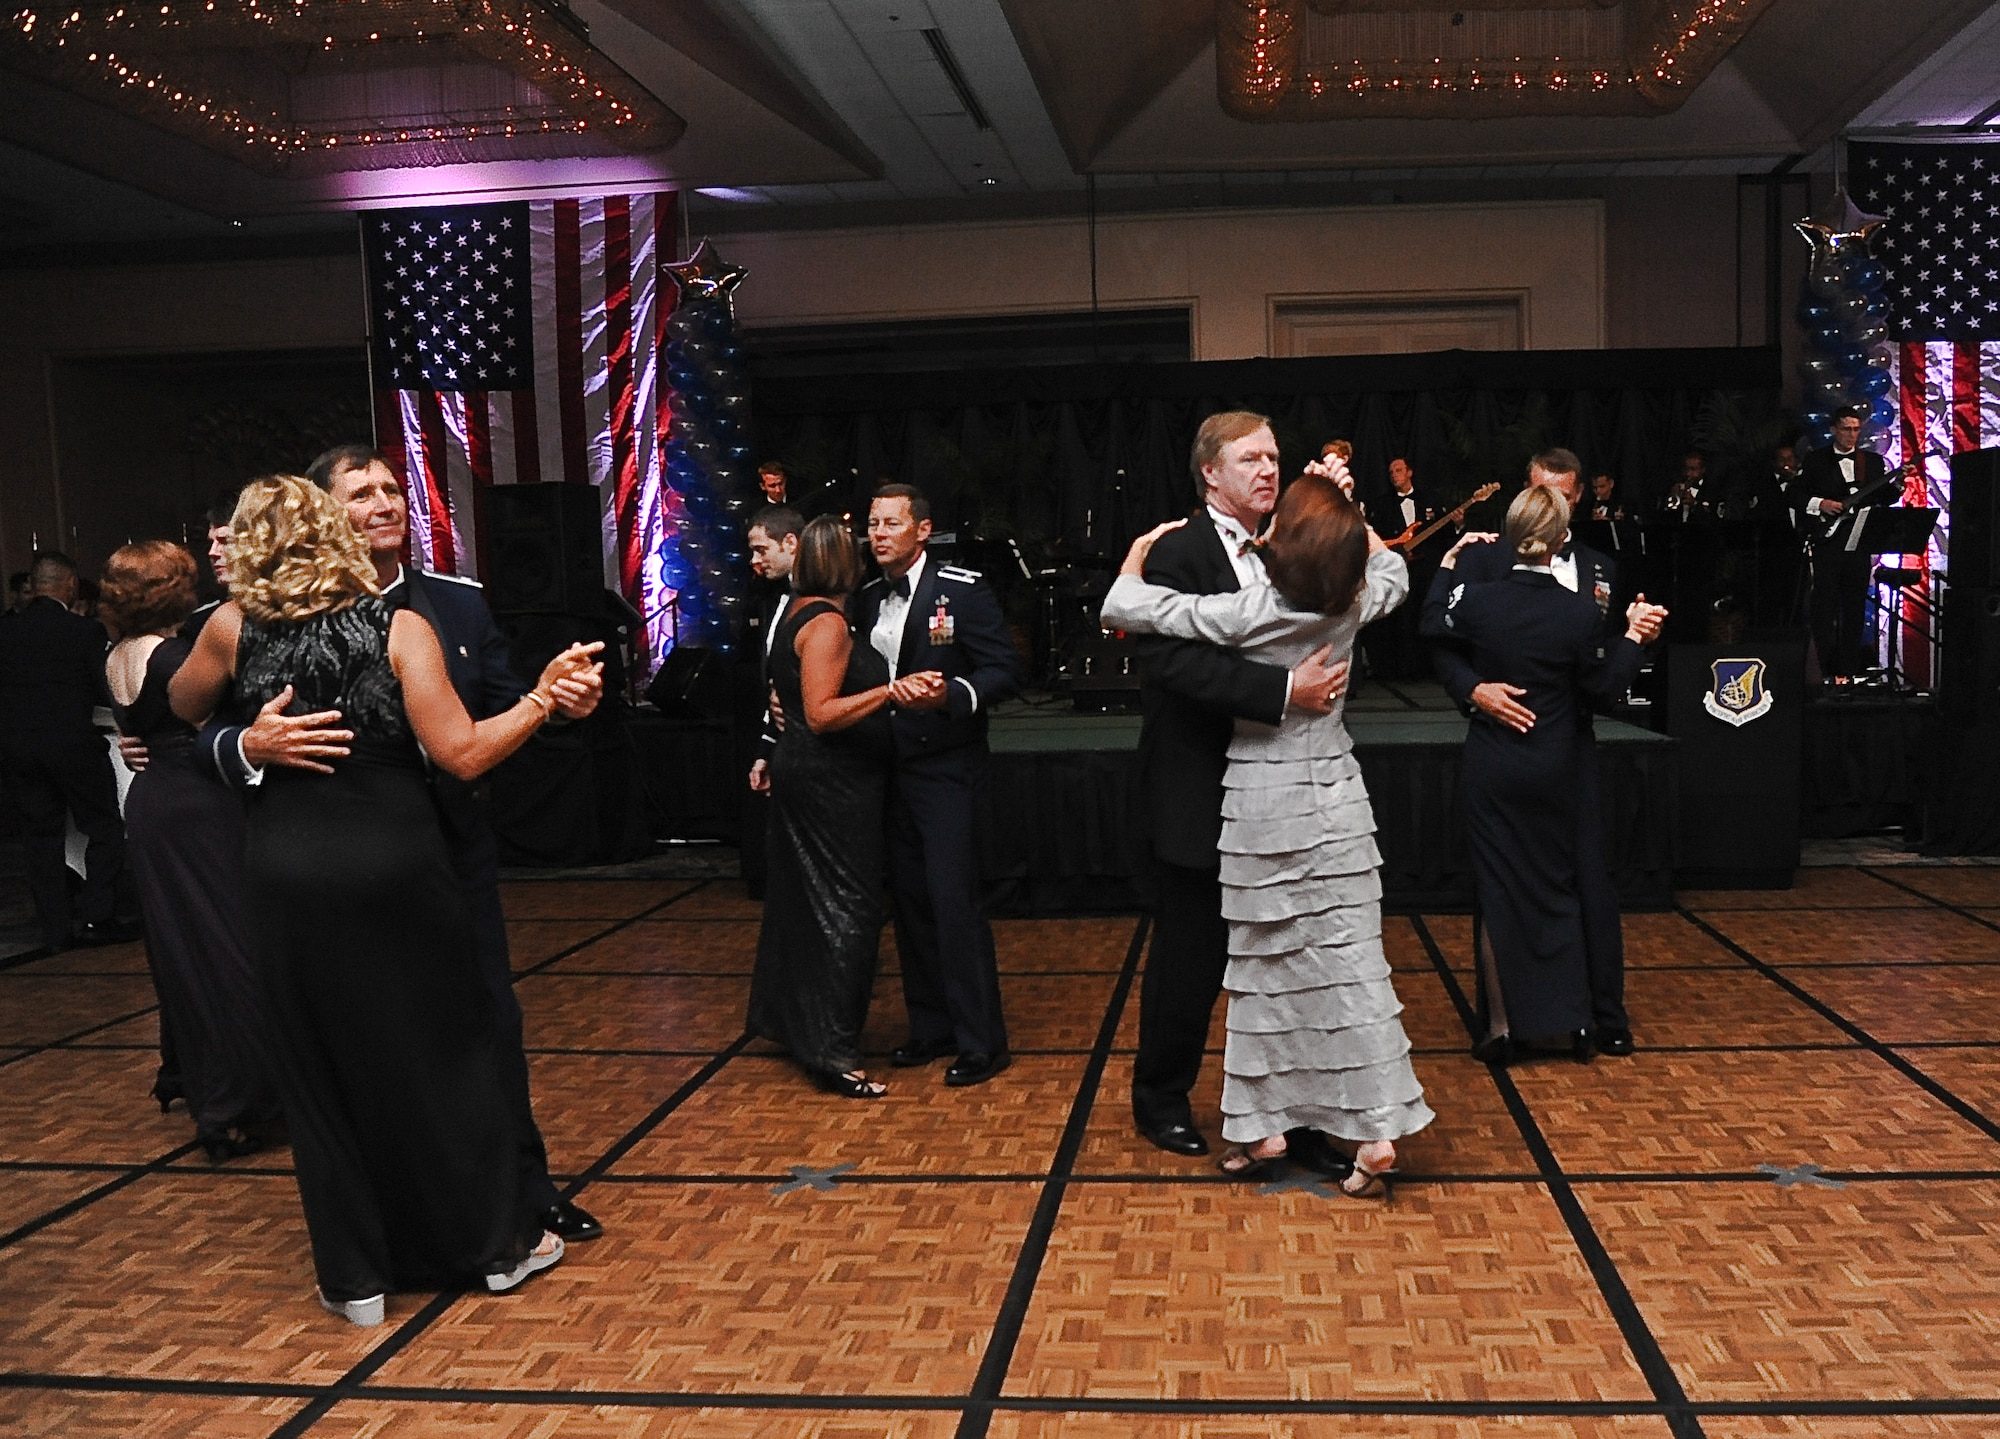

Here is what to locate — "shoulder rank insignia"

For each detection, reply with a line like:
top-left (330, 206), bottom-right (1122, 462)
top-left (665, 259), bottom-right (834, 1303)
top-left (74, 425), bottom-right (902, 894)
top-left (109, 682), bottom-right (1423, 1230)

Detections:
top-left (937, 564), bottom-right (981, 584)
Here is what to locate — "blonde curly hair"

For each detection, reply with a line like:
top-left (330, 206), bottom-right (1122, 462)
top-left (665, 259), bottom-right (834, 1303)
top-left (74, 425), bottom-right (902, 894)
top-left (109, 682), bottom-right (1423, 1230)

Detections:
top-left (228, 474), bottom-right (380, 623)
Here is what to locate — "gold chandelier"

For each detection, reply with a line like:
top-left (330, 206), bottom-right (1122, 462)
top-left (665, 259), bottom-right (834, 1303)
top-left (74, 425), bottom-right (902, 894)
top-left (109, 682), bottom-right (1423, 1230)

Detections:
top-left (1218, 0), bottom-right (1778, 120)
top-left (0, 0), bottom-right (683, 175)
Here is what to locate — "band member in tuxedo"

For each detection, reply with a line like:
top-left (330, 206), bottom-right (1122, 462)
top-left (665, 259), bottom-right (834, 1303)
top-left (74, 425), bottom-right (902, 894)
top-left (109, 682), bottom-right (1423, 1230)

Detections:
top-left (1127, 412), bottom-right (1348, 1160)
top-left (759, 462), bottom-right (789, 507)
top-left (201, 444), bottom-right (606, 1245)
top-left (1793, 408), bottom-right (1897, 680)
top-left (1366, 457), bottom-right (1451, 679)
top-left (1587, 473), bottom-right (1627, 522)
top-left (853, 483), bottom-right (1019, 1086)
top-left (742, 505), bottom-right (801, 898)
top-left (1430, 448), bottom-right (1634, 1058)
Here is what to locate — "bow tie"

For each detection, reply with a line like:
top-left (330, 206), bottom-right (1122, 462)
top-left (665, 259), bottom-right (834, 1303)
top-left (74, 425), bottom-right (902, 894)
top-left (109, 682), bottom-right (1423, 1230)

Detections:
top-left (887, 575), bottom-right (912, 600)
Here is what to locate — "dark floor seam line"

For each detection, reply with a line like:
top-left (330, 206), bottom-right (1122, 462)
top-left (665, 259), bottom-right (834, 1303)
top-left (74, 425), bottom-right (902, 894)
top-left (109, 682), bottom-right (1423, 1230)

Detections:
top-left (953, 915), bottom-right (1149, 1439)
top-left (1676, 905), bottom-right (2000, 1147)
top-left (554, 1166), bottom-right (2000, 1187)
top-left (1856, 866), bottom-right (2000, 934)
top-left (508, 880), bottom-right (715, 984)
top-left (1412, 915), bottom-right (1706, 1439)
top-left (0, 1138), bottom-right (202, 1253)
top-left (0, 1002), bottom-right (161, 1071)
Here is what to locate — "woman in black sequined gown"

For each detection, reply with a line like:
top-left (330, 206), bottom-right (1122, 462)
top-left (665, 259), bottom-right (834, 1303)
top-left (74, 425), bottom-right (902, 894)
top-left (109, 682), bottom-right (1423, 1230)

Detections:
top-left (102, 541), bottom-right (280, 1162)
top-left (748, 517), bottom-right (908, 1097)
top-left (171, 475), bottom-right (603, 1325)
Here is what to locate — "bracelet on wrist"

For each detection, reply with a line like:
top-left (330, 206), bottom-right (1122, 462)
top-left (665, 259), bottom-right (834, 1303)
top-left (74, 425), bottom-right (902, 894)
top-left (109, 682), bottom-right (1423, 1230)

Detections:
top-left (525, 690), bottom-right (554, 718)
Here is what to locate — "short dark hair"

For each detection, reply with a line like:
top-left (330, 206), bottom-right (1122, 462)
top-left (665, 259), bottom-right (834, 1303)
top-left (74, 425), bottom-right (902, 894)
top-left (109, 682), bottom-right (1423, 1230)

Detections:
top-left (1832, 406), bottom-right (1864, 423)
top-left (1260, 473), bottom-right (1369, 616)
top-left (99, 540), bottom-right (199, 638)
top-left (749, 505), bottom-right (803, 543)
top-left (871, 482), bottom-right (931, 525)
top-left (758, 459), bottom-right (787, 476)
top-left (205, 486), bottom-right (242, 530)
top-left (793, 515), bottom-right (864, 598)
top-left (306, 443), bottom-right (389, 490)
top-left (1528, 447), bottom-right (1582, 480)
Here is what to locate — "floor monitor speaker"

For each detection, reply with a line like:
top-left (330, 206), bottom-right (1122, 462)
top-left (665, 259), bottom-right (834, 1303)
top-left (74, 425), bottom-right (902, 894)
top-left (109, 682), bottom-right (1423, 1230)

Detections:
top-left (1947, 448), bottom-right (2000, 589)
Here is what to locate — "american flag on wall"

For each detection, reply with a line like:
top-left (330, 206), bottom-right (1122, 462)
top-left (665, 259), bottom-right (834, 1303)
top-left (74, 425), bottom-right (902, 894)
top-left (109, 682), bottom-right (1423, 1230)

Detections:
top-left (1851, 141), bottom-right (2000, 682)
top-left (363, 192), bottom-right (684, 663)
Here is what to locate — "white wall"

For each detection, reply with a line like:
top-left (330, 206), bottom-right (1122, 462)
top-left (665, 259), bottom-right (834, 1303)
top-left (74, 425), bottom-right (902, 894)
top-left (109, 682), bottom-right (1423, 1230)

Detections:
top-left (721, 199), bottom-right (1607, 358)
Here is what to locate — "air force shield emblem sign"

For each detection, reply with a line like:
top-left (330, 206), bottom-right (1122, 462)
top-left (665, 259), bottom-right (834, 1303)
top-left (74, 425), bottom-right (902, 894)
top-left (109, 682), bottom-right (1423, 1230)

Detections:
top-left (1703, 657), bottom-right (1772, 727)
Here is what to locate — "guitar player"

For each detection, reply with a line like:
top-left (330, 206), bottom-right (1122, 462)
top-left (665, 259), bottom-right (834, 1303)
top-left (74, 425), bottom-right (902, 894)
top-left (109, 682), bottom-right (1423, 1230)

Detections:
top-left (1365, 457), bottom-right (1456, 678)
top-left (1794, 407), bottom-right (1899, 681)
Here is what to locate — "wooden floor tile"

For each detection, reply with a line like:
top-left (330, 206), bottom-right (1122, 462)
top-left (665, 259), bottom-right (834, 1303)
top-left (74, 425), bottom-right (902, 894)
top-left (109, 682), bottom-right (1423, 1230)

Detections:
top-left (1382, 915), bottom-right (1435, 972)
top-left (611, 1052), bottom-right (1081, 1177)
top-left (62, 1011), bottom-right (160, 1049)
top-left (1890, 1045), bottom-right (2000, 1128)
top-left (1, 938), bottom-right (151, 975)
top-left (0, 1047), bottom-right (192, 1164)
top-left (1782, 967), bottom-right (2000, 1045)
top-left (550, 919), bottom-right (763, 974)
top-left (1008, 1181), bottom-right (1651, 1403)
top-left (1618, 912), bottom-right (1745, 969)
top-left (1703, 908), bottom-right (2000, 966)
top-left (995, 918), bottom-right (1138, 972)
top-left (1677, 867), bottom-right (1928, 910)
top-left (1513, 1049), bottom-right (2000, 1174)
top-left (0, 1389), bottom-right (303, 1438)
top-left (1701, 1418), bottom-right (2000, 1438)
top-left (661, 881), bottom-right (764, 921)
top-left (311, 1400), bottom-right (960, 1438)
top-left (0, 974), bottom-right (158, 1046)
top-left (0, 1166), bottom-right (126, 1233)
top-left (520, 974), bottom-right (752, 1051)
top-left (498, 880), bottom-right (696, 921)
top-left (1584, 1179), bottom-right (2000, 1400)
top-left (1420, 914), bottom-right (1474, 969)
top-left (0, 1172), bottom-right (398, 1382)
top-left (369, 1181), bottom-right (1034, 1395)
top-left (990, 1416), bottom-right (1676, 1439)
top-left (526, 1052), bottom-right (710, 1175)
top-left (998, 973), bottom-right (1120, 1050)
top-left (1871, 866), bottom-right (2000, 908)
top-left (509, 919), bottom-right (618, 971)
top-left (1625, 970), bottom-right (1850, 1048)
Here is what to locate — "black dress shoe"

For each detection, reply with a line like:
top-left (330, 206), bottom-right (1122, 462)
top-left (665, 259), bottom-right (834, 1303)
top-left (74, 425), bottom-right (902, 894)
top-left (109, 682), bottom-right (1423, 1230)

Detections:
top-left (891, 1038), bottom-right (955, 1068)
top-left (1571, 1029), bottom-right (1595, 1063)
top-left (1284, 1127), bottom-right (1355, 1180)
top-left (75, 920), bottom-right (140, 948)
top-left (541, 1200), bottom-right (603, 1242)
top-left (944, 1051), bottom-right (1012, 1087)
top-left (1470, 1034), bottom-right (1516, 1066)
top-left (1595, 1026), bottom-right (1635, 1057)
top-left (1139, 1120), bottom-right (1208, 1156)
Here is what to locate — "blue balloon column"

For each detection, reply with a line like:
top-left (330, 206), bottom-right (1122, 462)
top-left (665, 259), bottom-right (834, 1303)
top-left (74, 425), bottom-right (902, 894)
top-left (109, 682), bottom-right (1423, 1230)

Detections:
top-left (1793, 200), bottom-right (1895, 452)
top-left (660, 240), bottom-right (755, 655)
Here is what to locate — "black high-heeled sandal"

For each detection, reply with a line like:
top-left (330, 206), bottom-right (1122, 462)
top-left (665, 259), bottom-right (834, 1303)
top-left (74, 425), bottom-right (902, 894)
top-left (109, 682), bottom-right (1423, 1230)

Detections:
top-left (198, 1127), bottom-right (264, 1164)
top-left (151, 1070), bottom-right (184, 1114)
top-left (1339, 1154), bottom-right (1396, 1204)
top-left (1217, 1141), bottom-right (1287, 1180)
top-left (814, 1069), bottom-right (887, 1099)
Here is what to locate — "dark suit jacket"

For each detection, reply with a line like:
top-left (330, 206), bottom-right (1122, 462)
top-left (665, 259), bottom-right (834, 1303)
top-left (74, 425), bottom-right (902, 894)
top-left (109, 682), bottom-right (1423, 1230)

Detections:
top-left (1432, 537), bottom-right (1618, 712)
top-left (1792, 446), bottom-right (1895, 542)
top-left (850, 553), bottom-right (1018, 761)
top-left (1130, 513), bottom-right (1290, 870)
top-left (1369, 486), bottom-right (1447, 546)
top-left (0, 596), bottom-right (110, 748)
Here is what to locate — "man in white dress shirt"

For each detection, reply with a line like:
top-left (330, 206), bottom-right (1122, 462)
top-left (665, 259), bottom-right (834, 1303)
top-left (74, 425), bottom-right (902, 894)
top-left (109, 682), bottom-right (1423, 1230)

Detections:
top-left (1792, 408), bottom-right (1896, 679)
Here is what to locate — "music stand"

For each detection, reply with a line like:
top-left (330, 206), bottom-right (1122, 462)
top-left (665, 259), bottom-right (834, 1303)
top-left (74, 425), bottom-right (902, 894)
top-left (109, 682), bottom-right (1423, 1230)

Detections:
top-left (1849, 507), bottom-right (1940, 687)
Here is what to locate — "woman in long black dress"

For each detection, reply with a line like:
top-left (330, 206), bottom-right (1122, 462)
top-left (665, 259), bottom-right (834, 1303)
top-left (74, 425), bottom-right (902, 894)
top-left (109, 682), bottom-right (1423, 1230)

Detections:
top-left (102, 541), bottom-right (281, 1162)
top-left (170, 475), bottom-right (603, 1326)
top-left (748, 516), bottom-right (912, 1098)
top-left (1418, 487), bottom-right (1665, 1064)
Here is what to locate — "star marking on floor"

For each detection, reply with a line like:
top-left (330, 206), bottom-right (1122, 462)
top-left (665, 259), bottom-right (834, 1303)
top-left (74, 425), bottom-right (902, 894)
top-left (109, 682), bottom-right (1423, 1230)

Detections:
top-left (771, 1161), bottom-right (856, 1195)
top-left (1757, 1161), bottom-right (1845, 1189)
top-left (1256, 1167), bottom-right (1341, 1199)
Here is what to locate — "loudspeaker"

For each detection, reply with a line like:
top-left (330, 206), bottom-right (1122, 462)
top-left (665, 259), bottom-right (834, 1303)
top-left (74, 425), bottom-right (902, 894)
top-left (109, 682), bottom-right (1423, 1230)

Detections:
top-left (1940, 583), bottom-right (2000, 725)
top-left (646, 645), bottom-right (731, 721)
top-left (479, 483), bottom-right (605, 615)
top-left (1947, 448), bottom-right (2000, 589)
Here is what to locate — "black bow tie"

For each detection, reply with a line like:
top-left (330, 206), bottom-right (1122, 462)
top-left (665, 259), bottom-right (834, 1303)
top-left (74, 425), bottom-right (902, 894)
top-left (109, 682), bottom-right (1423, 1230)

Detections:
top-left (888, 575), bottom-right (911, 600)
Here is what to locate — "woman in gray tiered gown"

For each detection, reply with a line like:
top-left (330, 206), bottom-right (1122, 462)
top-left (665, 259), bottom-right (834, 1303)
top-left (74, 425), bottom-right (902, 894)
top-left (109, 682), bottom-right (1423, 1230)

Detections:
top-left (1100, 472), bottom-right (1433, 1199)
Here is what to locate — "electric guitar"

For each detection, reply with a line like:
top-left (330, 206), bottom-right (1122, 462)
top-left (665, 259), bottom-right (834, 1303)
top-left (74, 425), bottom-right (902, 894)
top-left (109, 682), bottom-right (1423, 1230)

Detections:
top-left (1386, 483), bottom-right (1500, 552)
top-left (1806, 460), bottom-right (1916, 541)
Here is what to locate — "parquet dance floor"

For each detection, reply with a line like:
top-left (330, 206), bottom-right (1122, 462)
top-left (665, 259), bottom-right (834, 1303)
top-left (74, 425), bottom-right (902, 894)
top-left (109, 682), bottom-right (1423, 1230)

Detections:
top-left (5, 866), bottom-right (2000, 1437)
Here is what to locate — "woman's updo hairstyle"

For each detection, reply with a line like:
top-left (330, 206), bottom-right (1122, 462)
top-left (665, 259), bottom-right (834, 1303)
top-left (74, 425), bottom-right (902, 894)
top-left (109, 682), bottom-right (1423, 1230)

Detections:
top-left (1260, 472), bottom-right (1369, 616)
top-left (1506, 484), bottom-right (1570, 563)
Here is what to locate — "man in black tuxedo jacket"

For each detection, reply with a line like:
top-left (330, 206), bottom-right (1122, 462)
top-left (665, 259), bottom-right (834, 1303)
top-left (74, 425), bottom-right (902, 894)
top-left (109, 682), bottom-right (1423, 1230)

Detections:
top-left (741, 505), bottom-right (801, 898)
top-left (1430, 448), bottom-right (1635, 1057)
top-left (1792, 409), bottom-right (1898, 679)
top-left (201, 444), bottom-right (606, 1243)
top-left (0, 552), bottom-right (128, 950)
top-left (1128, 412), bottom-right (1348, 1158)
top-left (1367, 457), bottom-right (1452, 679)
top-left (852, 483), bottom-right (1019, 1087)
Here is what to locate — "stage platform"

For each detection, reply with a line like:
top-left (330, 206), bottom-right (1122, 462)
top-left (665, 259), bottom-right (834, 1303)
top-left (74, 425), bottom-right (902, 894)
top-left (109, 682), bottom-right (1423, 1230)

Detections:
top-left (979, 680), bottom-right (1677, 916)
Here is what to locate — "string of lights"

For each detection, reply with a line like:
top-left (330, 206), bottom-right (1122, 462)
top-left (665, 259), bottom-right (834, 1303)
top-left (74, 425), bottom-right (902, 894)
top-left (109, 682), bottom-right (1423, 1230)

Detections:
top-left (0, 0), bottom-right (680, 171)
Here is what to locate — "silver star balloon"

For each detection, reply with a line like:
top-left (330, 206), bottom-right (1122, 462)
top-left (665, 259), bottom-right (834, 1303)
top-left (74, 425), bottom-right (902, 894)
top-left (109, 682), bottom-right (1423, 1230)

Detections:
top-left (664, 238), bottom-right (748, 302)
top-left (1793, 187), bottom-right (1887, 264)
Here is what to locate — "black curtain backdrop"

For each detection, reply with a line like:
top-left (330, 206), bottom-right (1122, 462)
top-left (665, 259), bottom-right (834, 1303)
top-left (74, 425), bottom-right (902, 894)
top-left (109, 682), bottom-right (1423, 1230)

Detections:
top-left (752, 347), bottom-right (1781, 609)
